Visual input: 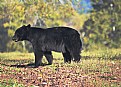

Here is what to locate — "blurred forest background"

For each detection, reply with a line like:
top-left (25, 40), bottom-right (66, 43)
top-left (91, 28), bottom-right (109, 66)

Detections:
top-left (0, 0), bottom-right (121, 52)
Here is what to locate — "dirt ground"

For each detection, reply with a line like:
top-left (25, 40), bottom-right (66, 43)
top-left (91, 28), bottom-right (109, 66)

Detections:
top-left (0, 62), bottom-right (121, 87)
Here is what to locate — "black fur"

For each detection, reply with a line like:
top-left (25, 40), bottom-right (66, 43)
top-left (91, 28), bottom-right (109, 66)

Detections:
top-left (12, 24), bottom-right (82, 67)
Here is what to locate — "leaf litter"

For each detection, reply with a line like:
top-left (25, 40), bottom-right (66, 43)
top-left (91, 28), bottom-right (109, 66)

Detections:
top-left (0, 62), bottom-right (121, 87)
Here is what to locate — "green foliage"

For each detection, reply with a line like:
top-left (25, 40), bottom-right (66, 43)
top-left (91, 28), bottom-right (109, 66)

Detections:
top-left (0, 0), bottom-right (85, 52)
top-left (0, 0), bottom-right (121, 52)
top-left (81, 0), bottom-right (121, 49)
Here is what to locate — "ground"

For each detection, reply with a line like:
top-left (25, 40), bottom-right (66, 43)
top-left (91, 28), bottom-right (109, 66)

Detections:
top-left (0, 49), bottom-right (121, 87)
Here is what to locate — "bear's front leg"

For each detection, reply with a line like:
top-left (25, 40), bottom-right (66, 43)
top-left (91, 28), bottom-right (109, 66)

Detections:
top-left (44, 51), bottom-right (53, 65)
top-left (34, 50), bottom-right (43, 68)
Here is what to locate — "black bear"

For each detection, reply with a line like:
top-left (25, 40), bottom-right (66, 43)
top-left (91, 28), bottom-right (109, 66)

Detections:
top-left (12, 24), bottom-right (82, 67)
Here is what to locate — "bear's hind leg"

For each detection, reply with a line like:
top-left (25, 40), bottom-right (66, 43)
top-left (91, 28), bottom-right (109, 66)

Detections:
top-left (72, 52), bottom-right (81, 63)
top-left (62, 48), bottom-right (72, 63)
top-left (44, 51), bottom-right (53, 65)
top-left (62, 53), bottom-right (71, 63)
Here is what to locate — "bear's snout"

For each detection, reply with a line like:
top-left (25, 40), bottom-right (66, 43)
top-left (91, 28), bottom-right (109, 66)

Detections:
top-left (12, 35), bottom-right (18, 42)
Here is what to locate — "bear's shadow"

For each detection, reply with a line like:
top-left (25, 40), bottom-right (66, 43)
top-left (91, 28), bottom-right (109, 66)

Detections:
top-left (10, 63), bottom-right (49, 68)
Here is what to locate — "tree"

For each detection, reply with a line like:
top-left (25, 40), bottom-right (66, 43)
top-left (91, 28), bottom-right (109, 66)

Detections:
top-left (0, 0), bottom-right (82, 52)
top-left (81, 0), bottom-right (121, 49)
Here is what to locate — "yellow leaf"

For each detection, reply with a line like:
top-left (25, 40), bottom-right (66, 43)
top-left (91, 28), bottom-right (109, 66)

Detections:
top-left (3, 23), bottom-right (9, 28)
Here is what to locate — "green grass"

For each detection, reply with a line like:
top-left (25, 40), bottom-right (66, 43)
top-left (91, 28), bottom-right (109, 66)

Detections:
top-left (0, 52), bottom-right (34, 65)
top-left (0, 79), bottom-right (24, 87)
top-left (0, 48), bottom-right (121, 86)
top-left (82, 48), bottom-right (121, 60)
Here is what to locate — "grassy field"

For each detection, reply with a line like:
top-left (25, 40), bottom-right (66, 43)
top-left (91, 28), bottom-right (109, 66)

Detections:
top-left (0, 49), bottom-right (121, 87)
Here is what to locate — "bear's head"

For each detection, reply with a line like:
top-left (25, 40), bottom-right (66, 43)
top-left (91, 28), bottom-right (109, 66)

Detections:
top-left (12, 24), bottom-right (31, 42)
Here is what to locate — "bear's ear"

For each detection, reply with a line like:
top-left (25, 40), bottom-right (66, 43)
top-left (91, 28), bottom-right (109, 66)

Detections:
top-left (23, 25), bottom-right (25, 27)
top-left (27, 24), bottom-right (31, 27)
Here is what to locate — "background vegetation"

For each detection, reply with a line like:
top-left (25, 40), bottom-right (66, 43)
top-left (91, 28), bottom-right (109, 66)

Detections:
top-left (0, 0), bottom-right (121, 52)
top-left (81, 0), bottom-right (121, 49)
